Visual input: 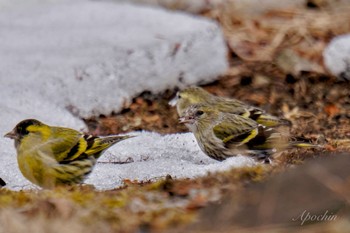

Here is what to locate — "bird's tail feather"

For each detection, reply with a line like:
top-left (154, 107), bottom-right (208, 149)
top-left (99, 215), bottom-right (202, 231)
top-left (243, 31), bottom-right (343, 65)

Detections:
top-left (289, 141), bottom-right (322, 149)
top-left (86, 135), bottom-right (135, 159)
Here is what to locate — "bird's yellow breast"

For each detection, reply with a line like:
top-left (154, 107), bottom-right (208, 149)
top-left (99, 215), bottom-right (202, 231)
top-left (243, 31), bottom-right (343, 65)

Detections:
top-left (17, 134), bottom-right (57, 188)
top-left (17, 145), bottom-right (46, 184)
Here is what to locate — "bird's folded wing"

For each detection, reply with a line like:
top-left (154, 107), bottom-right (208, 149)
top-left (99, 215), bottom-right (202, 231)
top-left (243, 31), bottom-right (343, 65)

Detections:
top-left (213, 115), bottom-right (258, 147)
top-left (48, 128), bottom-right (87, 163)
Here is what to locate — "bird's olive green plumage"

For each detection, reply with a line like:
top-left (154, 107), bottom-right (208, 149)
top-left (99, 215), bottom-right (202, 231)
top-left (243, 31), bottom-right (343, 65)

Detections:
top-left (171, 86), bottom-right (290, 127)
top-left (4, 119), bottom-right (133, 189)
top-left (180, 104), bottom-right (318, 162)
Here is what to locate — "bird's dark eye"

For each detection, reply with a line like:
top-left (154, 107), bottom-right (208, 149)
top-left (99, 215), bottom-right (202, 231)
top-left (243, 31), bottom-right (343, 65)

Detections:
top-left (177, 93), bottom-right (182, 99)
top-left (196, 110), bottom-right (204, 116)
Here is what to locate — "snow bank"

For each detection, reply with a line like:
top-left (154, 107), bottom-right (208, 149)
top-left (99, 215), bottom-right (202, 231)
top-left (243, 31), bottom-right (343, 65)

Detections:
top-left (0, 0), bottom-right (227, 117)
top-left (89, 132), bottom-right (256, 190)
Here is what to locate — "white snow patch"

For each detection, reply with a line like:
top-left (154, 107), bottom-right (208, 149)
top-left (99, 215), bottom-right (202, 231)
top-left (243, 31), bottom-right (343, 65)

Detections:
top-left (0, 0), bottom-right (228, 118)
top-left (323, 34), bottom-right (350, 80)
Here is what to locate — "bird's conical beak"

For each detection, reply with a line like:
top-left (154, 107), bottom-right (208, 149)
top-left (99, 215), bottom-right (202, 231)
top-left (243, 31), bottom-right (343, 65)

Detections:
top-left (4, 129), bottom-right (17, 139)
top-left (179, 116), bottom-right (193, 124)
top-left (168, 95), bottom-right (178, 107)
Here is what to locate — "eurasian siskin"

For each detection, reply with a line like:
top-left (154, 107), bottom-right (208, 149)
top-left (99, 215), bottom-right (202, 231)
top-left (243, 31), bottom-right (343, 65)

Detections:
top-left (170, 86), bottom-right (290, 127)
top-left (4, 119), bottom-right (133, 189)
top-left (179, 104), bottom-right (317, 162)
